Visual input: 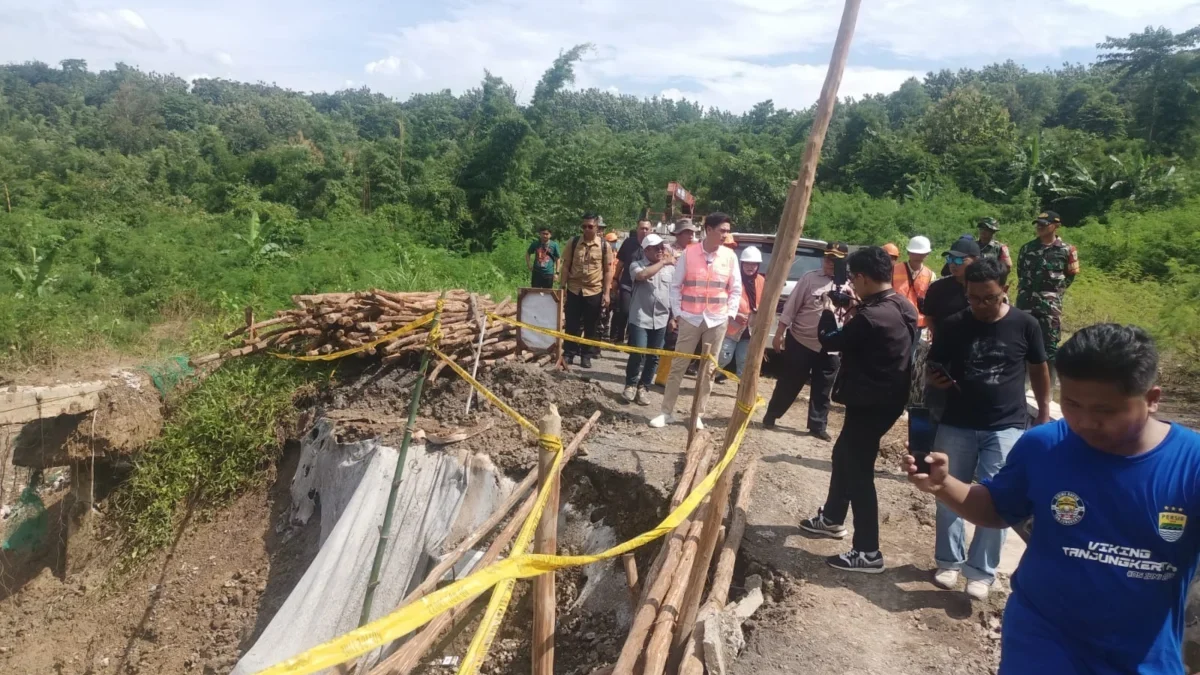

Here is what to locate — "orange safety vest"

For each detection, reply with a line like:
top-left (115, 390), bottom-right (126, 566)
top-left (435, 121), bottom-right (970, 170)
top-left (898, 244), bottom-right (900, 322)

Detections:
top-left (893, 262), bottom-right (934, 328)
top-left (680, 244), bottom-right (737, 317)
top-left (727, 274), bottom-right (766, 338)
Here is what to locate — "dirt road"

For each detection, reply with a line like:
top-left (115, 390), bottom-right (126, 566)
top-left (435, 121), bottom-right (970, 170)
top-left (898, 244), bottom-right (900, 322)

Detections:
top-left (571, 351), bottom-right (1004, 675)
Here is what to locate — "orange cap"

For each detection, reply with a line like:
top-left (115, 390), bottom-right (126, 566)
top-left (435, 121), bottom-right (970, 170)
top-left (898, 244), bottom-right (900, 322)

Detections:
top-left (722, 232), bottom-right (737, 248)
top-left (883, 242), bottom-right (901, 258)
top-left (605, 232), bottom-right (618, 243)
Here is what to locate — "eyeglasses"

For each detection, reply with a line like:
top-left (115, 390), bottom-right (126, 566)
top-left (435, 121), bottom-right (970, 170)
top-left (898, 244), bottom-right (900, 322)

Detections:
top-left (1035, 221), bottom-right (1053, 229)
top-left (945, 255), bottom-right (967, 265)
top-left (968, 293), bottom-right (1006, 306)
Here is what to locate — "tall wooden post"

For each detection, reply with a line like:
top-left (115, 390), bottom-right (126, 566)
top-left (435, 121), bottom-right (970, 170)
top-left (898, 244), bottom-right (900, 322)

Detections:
top-left (533, 405), bottom-right (562, 675)
top-left (671, 0), bottom-right (864, 660)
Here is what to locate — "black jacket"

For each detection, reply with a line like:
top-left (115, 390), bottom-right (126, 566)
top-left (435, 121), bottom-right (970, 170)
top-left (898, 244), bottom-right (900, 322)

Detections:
top-left (818, 288), bottom-right (917, 409)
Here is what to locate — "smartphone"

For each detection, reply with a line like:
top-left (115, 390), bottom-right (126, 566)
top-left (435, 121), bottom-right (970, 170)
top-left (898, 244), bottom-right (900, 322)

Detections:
top-left (927, 361), bottom-right (959, 390)
top-left (907, 406), bottom-right (936, 474)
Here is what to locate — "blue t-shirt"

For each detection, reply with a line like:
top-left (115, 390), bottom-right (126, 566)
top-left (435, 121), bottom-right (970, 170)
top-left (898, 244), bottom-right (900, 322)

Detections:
top-left (984, 419), bottom-right (1200, 674)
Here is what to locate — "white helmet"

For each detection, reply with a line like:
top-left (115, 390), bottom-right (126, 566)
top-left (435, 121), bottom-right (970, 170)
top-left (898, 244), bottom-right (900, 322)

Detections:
top-left (740, 246), bottom-right (763, 264)
top-left (907, 236), bottom-right (932, 255)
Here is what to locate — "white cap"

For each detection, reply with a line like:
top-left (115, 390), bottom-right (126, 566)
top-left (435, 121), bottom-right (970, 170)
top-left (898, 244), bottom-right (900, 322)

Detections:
top-left (642, 233), bottom-right (665, 249)
top-left (907, 236), bottom-right (932, 254)
top-left (740, 246), bottom-right (763, 264)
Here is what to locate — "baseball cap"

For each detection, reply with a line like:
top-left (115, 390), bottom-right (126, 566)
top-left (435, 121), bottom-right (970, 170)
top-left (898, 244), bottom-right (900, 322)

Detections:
top-left (907, 236), bottom-right (932, 255)
top-left (722, 232), bottom-right (737, 248)
top-left (674, 219), bottom-right (699, 234)
top-left (944, 236), bottom-right (981, 258)
top-left (642, 233), bottom-right (665, 249)
top-left (882, 243), bottom-right (901, 258)
top-left (1034, 210), bottom-right (1062, 226)
top-left (824, 241), bottom-right (849, 259)
top-left (978, 217), bottom-right (1000, 231)
top-left (605, 232), bottom-right (618, 243)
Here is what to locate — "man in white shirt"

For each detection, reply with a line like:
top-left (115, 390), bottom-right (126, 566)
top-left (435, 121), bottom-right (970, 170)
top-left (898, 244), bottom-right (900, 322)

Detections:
top-left (650, 213), bottom-right (742, 429)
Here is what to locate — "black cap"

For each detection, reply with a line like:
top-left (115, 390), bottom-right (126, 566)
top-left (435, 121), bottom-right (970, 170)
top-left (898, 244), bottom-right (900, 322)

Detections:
top-left (944, 236), bottom-right (981, 258)
top-left (978, 217), bottom-right (999, 231)
top-left (1034, 210), bottom-right (1062, 226)
top-left (824, 241), bottom-right (849, 259)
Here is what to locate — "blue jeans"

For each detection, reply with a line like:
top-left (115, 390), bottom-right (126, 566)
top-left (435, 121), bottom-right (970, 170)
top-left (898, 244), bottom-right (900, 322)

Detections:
top-left (718, 334), bottom-right (750, 377)
top-left (625, 324), bottom-right (666, 387)
top-left (934, 424), bottom-right (1023, 583)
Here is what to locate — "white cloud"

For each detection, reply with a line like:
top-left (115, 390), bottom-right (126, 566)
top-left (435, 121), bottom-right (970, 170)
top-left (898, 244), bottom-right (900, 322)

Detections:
top-left (3, 0), bottom-right (1200, 113)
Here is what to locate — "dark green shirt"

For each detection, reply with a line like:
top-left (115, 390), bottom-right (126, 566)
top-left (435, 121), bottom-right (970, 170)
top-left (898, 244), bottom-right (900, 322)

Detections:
top-left (527, 240), bottom-right (560, 277)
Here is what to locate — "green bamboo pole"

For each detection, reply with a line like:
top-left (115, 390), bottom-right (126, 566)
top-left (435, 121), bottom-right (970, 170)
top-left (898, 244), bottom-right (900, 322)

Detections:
top-left (359, 292), bottom-right (446, 627)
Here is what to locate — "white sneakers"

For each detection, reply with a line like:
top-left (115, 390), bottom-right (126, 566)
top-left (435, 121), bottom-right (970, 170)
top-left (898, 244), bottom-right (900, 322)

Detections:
top-left (622, 386), bottom-right (637, 403)
top-left (648, 413), bottom-right (675, 428)
top-left (965, 580), bottom-right (991, 601)
top-left (933, 568), bottom-right (991, 600)
top-left (933, 568), bottom-right (959, 589)
top-left (648, 413), bottom-right (703, 429)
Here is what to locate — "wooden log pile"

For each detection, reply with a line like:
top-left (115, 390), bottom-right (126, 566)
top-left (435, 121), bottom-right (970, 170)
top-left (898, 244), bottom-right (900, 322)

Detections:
top-left (191, 290), bottom-right (544, 376)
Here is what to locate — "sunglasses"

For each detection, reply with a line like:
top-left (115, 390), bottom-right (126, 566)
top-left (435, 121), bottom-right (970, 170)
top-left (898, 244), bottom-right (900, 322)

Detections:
top-left (582, 224), bottom-right (596, 230)
top-left (945, 255), bottom-right (967, 265)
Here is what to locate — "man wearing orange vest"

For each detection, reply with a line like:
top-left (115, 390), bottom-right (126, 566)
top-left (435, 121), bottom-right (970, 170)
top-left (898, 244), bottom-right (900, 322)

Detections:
top-left (650, 213), bottom-right (743, 429)
top-left (894, 236), bottom-right (935, 342)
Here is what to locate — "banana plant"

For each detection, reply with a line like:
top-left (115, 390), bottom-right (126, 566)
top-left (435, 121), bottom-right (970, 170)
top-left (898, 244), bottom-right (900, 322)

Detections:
top-left (9, 238), bottom-right (63, 299)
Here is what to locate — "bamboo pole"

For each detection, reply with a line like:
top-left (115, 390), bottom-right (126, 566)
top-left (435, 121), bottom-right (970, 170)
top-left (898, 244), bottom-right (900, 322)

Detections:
top-left (671, 0), bottom-right (863, 659)
top-left (358, 292), bottom-right (446, 627)
top-left (368, 412), bottom-right (602, 675)
top-left (621, 554), bottom-right (640, 608)
top-left (465, 294), bottom-right (487, 414)
top-left (687, 343), bottom-right (712, 449)
top-left (612, 442), bottom-right (714, 675)
top-left (641, 505), bottom-right (710, 675)
top-left (678, 466), bottom-right (759, 675)
top-left (532, 405), bottom-right (562, 675)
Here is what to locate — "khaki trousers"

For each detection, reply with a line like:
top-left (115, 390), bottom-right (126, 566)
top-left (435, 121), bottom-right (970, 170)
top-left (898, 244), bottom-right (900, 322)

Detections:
top-left (662, 319), bottom-right (727, 417)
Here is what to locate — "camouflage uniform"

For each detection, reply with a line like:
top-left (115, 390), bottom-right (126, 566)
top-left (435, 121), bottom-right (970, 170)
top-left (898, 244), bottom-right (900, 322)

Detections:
top-left (1016, 237), bottom-right (1080, 361)
top-left (978, 239), bottom-right (1012, 271)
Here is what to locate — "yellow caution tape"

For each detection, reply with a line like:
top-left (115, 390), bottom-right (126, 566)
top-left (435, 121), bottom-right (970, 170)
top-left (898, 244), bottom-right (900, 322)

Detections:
top-left (458, 432), bottom-right (564, 675)
top-left (486, 313), bottom-right (740, 383)
top-left (432, 348), bottom-right (538, 435)
top-left (271, 312), bottom-right (436, 362)
top-left (251, 397), bottom-right (763, 675)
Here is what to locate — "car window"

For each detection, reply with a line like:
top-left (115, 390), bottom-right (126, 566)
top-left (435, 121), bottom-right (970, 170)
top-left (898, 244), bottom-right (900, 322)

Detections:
top-left (738, 243), bottom-right (824, 281)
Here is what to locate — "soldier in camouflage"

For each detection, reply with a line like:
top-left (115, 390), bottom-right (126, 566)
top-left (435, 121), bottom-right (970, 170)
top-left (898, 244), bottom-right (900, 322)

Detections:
top-left (976, 217), bottom-right (1013, 271)
top-left (1016, 210), bottom-right (1080, 373)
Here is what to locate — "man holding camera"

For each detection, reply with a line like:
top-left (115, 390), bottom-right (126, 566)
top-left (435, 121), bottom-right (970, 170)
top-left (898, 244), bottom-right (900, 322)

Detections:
top-left (763, 242), bottom-right (853, 440)
top-left (799, 247), bottom-right (917, 573)
top-left (926, 257), bottom-right (1052, 599)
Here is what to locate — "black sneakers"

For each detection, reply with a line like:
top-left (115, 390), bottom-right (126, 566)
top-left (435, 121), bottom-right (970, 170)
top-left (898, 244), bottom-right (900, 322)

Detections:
top-left (826, 549), bottom-right (885, 574)
top-left (810, 429), bottom-right (833, 442)
top-left (799, 508), bottom-right (847, 539)
top-left (580, 355), bottom-right (593, 369)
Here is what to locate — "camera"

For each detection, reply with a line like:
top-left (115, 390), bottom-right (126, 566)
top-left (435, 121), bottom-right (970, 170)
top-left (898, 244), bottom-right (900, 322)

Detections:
top-left (827, 256), bottom-right (854, 308)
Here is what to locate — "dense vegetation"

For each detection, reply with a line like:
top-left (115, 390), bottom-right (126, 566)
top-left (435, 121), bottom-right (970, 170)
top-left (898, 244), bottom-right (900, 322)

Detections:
top-left (2, 26), bottom-right (1199, 365)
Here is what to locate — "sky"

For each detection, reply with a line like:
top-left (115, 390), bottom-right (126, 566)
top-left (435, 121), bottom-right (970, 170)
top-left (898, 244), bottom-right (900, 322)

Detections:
top-left (1, 0), bottom-right (1199, 114)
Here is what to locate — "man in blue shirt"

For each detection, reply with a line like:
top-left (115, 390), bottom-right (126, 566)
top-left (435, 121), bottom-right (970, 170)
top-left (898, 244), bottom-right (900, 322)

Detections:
top-left (904, 323), bottom-right (1200, 674)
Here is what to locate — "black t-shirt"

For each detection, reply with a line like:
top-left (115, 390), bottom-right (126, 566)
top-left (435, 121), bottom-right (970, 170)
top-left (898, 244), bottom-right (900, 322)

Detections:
top-left (930, 307), bottom-right (1047, 431)
top-left (617, 236), bottom-right (642, 289)
top-left (923, 277), bottom-right (969, 333)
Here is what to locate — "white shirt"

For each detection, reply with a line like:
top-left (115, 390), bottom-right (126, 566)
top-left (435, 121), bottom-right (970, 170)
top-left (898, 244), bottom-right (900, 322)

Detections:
top-left (669, 244), bottom-right (743, 329)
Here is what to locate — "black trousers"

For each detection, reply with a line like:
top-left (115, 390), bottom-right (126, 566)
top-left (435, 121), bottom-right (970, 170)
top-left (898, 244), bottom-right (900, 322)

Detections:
top-left (530, 270), bottom-right (554, 289)
top-left (564, 291), bottom-right (602, 357)
top-left (610, 288), bottom-right (633, 344)
top-left (764, 333), bottom-right (839, 433)
top-left (822, 404), bottom-right (905, 553)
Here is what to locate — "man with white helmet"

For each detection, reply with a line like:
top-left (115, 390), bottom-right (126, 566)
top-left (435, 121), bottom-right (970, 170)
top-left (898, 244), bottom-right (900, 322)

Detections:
top-left (718, 246), bottom-right (766, 379)
top-left (894, 235), bottom-right (935, 342)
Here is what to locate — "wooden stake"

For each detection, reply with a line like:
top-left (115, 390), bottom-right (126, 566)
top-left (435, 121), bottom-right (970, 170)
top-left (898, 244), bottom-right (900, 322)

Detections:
top-left (641, 505), bottom-right (710, 675)
top-left (671, 0), bottom-right (863, 659)
top-left (622, 553), bottom-right (640, 607)
top-left (636, 439), bottom-right (713, 611)
top-left (533, 405), bottom-right (562, 675)
top-left (687, 342), bottom-right (713, 449)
